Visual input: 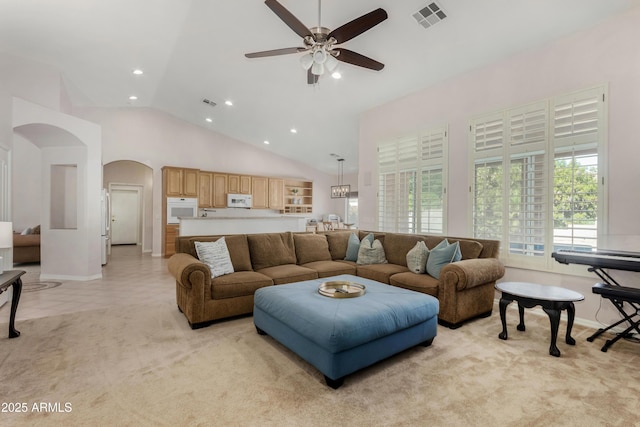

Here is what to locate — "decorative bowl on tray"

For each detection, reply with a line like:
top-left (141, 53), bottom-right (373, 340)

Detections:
top-left (318, 281), bottom-right (366, 298)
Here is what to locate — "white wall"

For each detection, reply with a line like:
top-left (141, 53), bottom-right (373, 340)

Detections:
top-left (358, 7), bottom-right (640, 325)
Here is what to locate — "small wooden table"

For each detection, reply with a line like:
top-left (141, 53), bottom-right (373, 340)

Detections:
top-left (496, 281), bottom-right (584, 357)
top-left (0, 270), bottom-right (26, 338)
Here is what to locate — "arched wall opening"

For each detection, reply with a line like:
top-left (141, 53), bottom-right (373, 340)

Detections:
top-left (104, 160), bottom-right (154, 254)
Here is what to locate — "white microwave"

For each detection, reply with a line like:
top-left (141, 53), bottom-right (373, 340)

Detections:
top-left (227, 193), bottom-right (252, 208)
top-left (167, 197), bottom-right (198, 224)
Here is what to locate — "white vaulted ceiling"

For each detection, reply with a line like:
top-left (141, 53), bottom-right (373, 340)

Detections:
top-left (0, 0), bottom-right (635, 173)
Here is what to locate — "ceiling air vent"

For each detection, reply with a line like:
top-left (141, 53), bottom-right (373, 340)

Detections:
top-left (202, 98), bottom-right (217, 107)
top-left (412, 2), bottom-right (447, 29)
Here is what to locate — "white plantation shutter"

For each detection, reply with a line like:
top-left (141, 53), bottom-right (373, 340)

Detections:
top-left (378, 127), bottom-right (448, 234)
top-left (508, 102), bottom-right (547, 256)
top-left (470, 85), bottom-right (606, 268)
top-left (551, 87), bottom-right (604, 252)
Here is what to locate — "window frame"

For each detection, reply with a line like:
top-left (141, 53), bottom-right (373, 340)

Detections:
top-left (377, 126), bottom-right (449, 235)
top-left (468, 85), bottom-right (608, 274)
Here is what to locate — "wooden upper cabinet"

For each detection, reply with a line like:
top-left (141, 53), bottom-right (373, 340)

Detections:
top-left (212, 173), bottom-right (228, 208)
top-left (164, 167), bottom-right (199, 197)
top-left (228, 175), bottom-right (252, 194)
top-left (251, 176), bottom-right (269, 209)
top-left (198, 172), bottom-right (213, 208)
top-left (182, 169), bottom-right (199, 197)
top-left (164, 167), bottom-right (183, 197)
top-left (268, 178), bottom-right (285, 210)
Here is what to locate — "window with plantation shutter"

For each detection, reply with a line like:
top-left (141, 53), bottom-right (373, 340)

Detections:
top-left (378, 126), bottom-right (448, 234)
top-left (470, 85), bottom-right (606, 270)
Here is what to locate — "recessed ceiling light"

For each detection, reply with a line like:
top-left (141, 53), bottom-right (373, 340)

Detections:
top-left (225, 100), bottom-right (233, 106)
top-left (205, 117), bottom-right (213, 123)
top-left (128, 95), bottom-right (138, 100)
top-left (264, 140), bottom-right (270, 145)
top-left (132, 69), bottom-right (143, 75)
top-left (290, 128), bottom-right (297, 134)
top-left (332, 72), bottom-right (342, 79)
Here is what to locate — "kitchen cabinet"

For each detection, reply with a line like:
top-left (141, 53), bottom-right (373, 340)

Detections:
top-left (212, 173), bottom-right (228, 207)
top-left (199, 172), bottom-right (228, 208)
top-left (228, 175), bottom-right (252, 194)
top-left (198, 172), bottom-right (212, 208)
top-left (163, 167), bottom-right (198, 197)
top-left (164, 224), bottom-right (179, 257)
top-left (268, 178), bottom-right (284, 210)
top-left (251, 176), bottom-right (268, 209)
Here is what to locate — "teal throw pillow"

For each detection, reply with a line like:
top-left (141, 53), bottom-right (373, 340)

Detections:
top-left (344, 232), bottom-right (374, 261)
top-left (426, 240), bottom-right (462, 279)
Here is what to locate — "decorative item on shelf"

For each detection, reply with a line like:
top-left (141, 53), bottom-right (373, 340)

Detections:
top-left (331, 157), bottom-right (350, 198)
top-left (0, 221), bottom-right (13, 275)
top-left (291, 187), bottom-right (300, 205)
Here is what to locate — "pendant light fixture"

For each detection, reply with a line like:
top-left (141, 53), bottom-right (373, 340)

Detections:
top-left (331, 158), bottom-right (350, 198)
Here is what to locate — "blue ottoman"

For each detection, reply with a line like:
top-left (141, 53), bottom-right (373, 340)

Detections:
top-left (253, 274), bottom-right (439, 388)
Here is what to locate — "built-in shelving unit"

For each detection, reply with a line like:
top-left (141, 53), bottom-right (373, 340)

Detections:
top-left (283, 179), bottom-right (313, 214)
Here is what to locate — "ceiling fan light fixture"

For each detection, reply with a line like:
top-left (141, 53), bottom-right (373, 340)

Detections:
top-left (312, 48), bottom-right (327, 64)
top-left (325, 53), bottom-right (338, 72)
top-left (311, 61), bottom-right (324, 75)
top-left (300, 52), bottom-right (314, 70)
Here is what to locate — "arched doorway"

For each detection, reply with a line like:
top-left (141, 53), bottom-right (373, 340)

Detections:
top-left (103, 160), bottom-right (154, 254)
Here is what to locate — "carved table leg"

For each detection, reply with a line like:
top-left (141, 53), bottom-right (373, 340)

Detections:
top-left (543, 307), bottom-right (561, 357)
top-left (517, 303), bottom-right (526, 331)
top-left (498, 297), bottom-right (510, 340)
top-left (565, 302), bottom-right (576, 345)
top-left (8, 278), bottom-right (22, 338)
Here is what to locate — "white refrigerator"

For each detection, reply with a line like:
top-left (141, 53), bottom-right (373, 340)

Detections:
top-left (101, 189), bottom-right (110, 265)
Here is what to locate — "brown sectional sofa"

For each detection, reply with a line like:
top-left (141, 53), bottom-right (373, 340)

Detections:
top-left (168, 231), bottom-right (505, 329)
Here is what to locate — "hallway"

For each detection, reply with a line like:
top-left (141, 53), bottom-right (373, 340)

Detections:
top-left (0, 246), bottom-right (175, 322)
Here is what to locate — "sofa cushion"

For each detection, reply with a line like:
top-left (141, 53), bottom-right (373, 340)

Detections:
top-left (389, 272), bottom-right (439, 297)
top-left (356, 264), bottom-right (409, 284)
top-left (195, 238), bottom-right (234, 278)
top-left (454, 239), bottom-right (484, 260)
top-left (426, 241), bottom-right (462, 279)
top-left (293, 233), bottom-right (332, 265)
top-left (301, 260), bottom-right (357, 278)
top-left (324, 231), bottom-right (352, 260)
top-left (406, 241), bottom-right (430, 274)
top-left (256, 264), bottom-right (318, 285)
top-left (211, 271), bottom-right (273, 299)
top-left (248, 232), bottom-right (297, 271)
top-left (357, 239), bottom-right (387, 265)
top-left (382, 233), bottom-right (428, 266)
top-left (183, 235), bottom-right (253, 272)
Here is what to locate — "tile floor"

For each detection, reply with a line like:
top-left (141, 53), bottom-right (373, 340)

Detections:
top-left (0, 245), bottom-right (176, 322)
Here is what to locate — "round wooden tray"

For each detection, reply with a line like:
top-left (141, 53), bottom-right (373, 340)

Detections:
top-left (318, 281), bottom-right (366, 298)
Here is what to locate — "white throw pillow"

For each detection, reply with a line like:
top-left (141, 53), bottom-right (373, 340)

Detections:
top-left (195, 238), bottom-right (234, 278)
top-left (20, 227), bottom-right (32, 235)
top-left (356, 239), bottom-right (388, 265)
top-left (406, 241), bottom-right (429, 274)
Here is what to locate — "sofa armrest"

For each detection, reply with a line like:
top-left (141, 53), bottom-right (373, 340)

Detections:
top-left (168, 253), bottom-right (211, 291)
top-left (440, 258), bottom-right (505, 291)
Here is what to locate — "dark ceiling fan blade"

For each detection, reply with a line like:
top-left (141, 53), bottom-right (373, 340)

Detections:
top-left (307, 69), bottom-right (319, 85)
top-left (334, 48), bottom-right (384, 71)
top-left (265, 0), bottom-right (314, 40)
top-left (245, 47), bottom-right (306, 58)
top-left (328, 8), bottom-right (388, 44)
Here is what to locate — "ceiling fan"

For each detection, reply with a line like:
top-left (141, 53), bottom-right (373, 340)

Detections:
top-left (245, 0), bottom-right (388, 84)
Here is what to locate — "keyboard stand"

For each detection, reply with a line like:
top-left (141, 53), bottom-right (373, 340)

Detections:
top-left (588, 283), bottom-right (640, 352)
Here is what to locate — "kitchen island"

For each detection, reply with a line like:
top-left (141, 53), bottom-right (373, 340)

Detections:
top-left (179, 216), bottom-right (307, 236)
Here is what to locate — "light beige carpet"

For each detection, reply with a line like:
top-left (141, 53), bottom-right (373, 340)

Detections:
top-left (1, 302), bottom-right (638, 427)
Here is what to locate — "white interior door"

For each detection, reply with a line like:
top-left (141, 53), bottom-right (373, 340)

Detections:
top-left (110, 188), bottom-right (140, 245)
